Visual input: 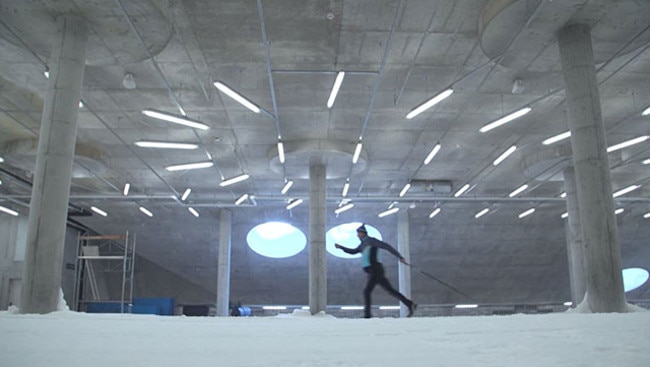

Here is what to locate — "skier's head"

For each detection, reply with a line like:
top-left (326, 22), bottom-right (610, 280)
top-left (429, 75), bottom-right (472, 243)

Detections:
top-left (356, 224), bottom-right (368, 239)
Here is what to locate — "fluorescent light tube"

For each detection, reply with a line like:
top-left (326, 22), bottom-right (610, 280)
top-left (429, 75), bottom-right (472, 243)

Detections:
top-left (352, 141), bottom-right (363, 164)
top-left (220, 174), bottom-right (250, 187)
top-left (480, 107), bottom-right (531, 133)
top-left (340, 306), bottom-right (364, 310)
top-left (0, 157), bottom-right (4, 162)
top-left (123, 183), bottom-right (131, 196)
top-left (613, 185), bottom-right (640, 198)
top-left (142, 109), bottom-right (210, 130)
top-left (235, 194), bottom-right (249, 205)
top-left (399, 183), bottom-right (411, 197)
top-left (406, 88), bottom-right (454, 119)
top-left (475, 208), bottom-right (489, 218)
top-left (165, 161), bottom-right (214, 171)
top-left (181, 188), bottom-right (192, 201)
top-left (643, 212), bottom-right (650, 219)
top-left (214, 82), bottom-right (261, 113)
top-left (342, 181), bottom-right (350, 197)
top-left (135, 141), bottom-right (199, 150)
top-left (642, 106), bottom-right (650, 116)
top-left (378, 306), bottom-right (400, 310)
top-left (378, 207), bottom-right (399, 218)
top-left (607, 136), bottom-right (649, 153)
top-left (263, 306), bottom-right (287, 310)
top-left (542, 131), bottom-right (571, 145)
top-left (560, 192), bottom-right (567, 198)
top-left (139, 206), bottom-right (153, 217)
top-left (561, 212), bottom-right (568, 219)
top-left (0, 205), bottom-right (19, 216)
top-left (334, 203), bottom-right (354, 214)
top-left (188, 207), bottom-right (199, 217)
top-left (615, 208), bottom-right (624, 215)
top-left (429, 208), bottom-right (441, 218)
top-left (423, 143), bottom-right (441, 165)
top-left (78, 101), bottom-right (84, 108)
top-left (493, 145), bottom-right (517, 166)
top-left (90, 206), bottom-right (107, 217)
top-left (643, 159), bottom-right (650, 165)
top-left (44, 70), bottom-right (50, 78)
top-left (286, 199), bottom-right (303, 210)
top-left (327, 71), bottom-right (345, 108)
top-left (508, 184), bottom-right (528, 198)
top-left (454, 184), bottom-right (470, 197)
top-left (278, 141), bottom-right (285, 163)
top-left (518, 208), bottom-right (535, 218)
top-left (281, 180), bottom-right (293, 194)
top-left (454, 304), bottom-right (478, 309)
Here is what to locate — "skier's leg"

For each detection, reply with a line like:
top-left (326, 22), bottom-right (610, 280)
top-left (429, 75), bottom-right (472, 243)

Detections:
top-left (363, 270), bottom-right (379, 318)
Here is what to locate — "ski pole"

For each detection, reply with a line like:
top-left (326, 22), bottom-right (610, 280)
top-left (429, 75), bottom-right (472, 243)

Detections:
top-left (408, 264), bottom-right (479, 304)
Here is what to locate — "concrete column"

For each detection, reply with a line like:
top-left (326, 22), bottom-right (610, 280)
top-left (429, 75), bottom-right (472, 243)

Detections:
top-left (215, 209), bottom-right (232, 316)
top-left (308, 158), bottom-right (327, 314)
top-left (397, 210), bottom-right (412, 318)
top-left (563, 166), bottom-right (586, 306)
top-left (557, 24), bottom-right (626, 312)
top-left (20, 15), bottom-right (88, 314)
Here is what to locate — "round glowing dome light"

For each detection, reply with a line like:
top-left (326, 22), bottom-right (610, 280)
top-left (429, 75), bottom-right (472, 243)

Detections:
top-left (246, 222), bottom-right (306, 258)
top-left (622, 268), bottom-right (649, 292)
top-left (326, 222), bottom-right (383, 259)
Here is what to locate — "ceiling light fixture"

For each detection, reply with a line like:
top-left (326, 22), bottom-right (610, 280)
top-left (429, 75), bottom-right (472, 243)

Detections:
top-left (286, 199), bottom-right (303, 210)
top-left (78, 101), bottom-right (84, 108)
top-left (493, 145), bottom-right (517, 166)
top-left (334, 202), bottom-right (354, 214)
top-left (281, 180), bottom-right (294, 194)
top-left (214, 81), bottom-right (261, 113)
top-left (378, 207), bottom-right (399, 218)
top-left (342, 180), bottom-right (350, 197)
top-left (475, 208), bottom-right (489, 218)
top-left (479, 107), bottom-right (531, 133)
top-left (429, 208), bottom-right (441, 219)
top-left (643, 212), bottom-right (650, 219)
top-left (135, 141), bottom-right (199, 150)
top-left (43, 70), bottom-right (50, 78)
top-left (643, 159), bottom-right (650, 165)
top-left (327, 71), bottom-right (345, 108)
top-left (642, 106), bottom-right (650, 116)
top-left (122, 73), bottom-right (137, 90)
top-left (454, 304), bottom-right (478, 309)
top-left (90, 206), bottom-right (107, 217)
top-left (607, 136), bottom-right (649, 153)
top-left (139, 206), bottom-right (153, 217)
top-left (123, 183), bottom-right (131, 196)
top-left (181, 188), bottom-right (192, 201)
top-left (165, 161), bottom-right (214, 172)
top-left (352, 141), bottom-right (363, 164)
top-left (0, 157), bottom-right (4, 162)
top-left (220, 174), bottom-right (250, 187)
top-left (454, 184), bottom-right (470, 197)
top-left (518, 208), bottom-right (535, 218)
top-left (561, 212), bottom-right (568, 219)
top-left (0, 205), bottom-right (19, 216)
top-left (508, 184), bottom-right (528, 198)
top-left (423, 143), bottom-right (441, 165)
top-left (613, 185), bottom-right (641, 198)
top-left (542, 131), bottom-right (571, 145)
top-left (560, 192), bottom-right (567, 198)
top-left (399, 183), bottom-right (411, 197)
top-left (235, 194), bottom-right (249, 205)
top-left (406, 88), bottom-right (454, 119)
top-left (615, 208), bottom-right (624, 215)
top-left (188, 207), bottom-right (199, 217)
top-left (142, 109), bottom-right (209, 130)
top-left (278, 141), bottom-right (285, 163)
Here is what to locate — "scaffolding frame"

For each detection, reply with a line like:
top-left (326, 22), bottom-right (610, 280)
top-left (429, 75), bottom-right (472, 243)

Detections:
top-left (73, 231), bottom-right (136, 313)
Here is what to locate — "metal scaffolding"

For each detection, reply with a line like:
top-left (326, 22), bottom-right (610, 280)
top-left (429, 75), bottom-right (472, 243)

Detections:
top-left (73, 231), bottom-right (136, 313)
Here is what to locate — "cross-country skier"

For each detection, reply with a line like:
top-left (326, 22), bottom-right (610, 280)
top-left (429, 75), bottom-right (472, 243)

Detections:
top-left (335, 224), bottom-right (417, 318)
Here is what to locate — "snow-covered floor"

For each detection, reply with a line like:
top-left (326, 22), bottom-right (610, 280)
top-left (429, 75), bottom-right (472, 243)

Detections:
top-left (1, 309), bottom-right (649, 367)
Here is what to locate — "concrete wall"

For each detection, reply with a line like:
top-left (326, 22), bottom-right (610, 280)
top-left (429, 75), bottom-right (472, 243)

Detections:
top-left (1, 214), bottom-right (215, 311)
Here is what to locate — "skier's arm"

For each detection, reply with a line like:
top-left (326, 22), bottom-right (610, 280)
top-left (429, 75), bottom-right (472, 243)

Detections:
top-left (367, 238), bottom-right (409, 264)
top-left (335, 243), bottom-right (362, 254)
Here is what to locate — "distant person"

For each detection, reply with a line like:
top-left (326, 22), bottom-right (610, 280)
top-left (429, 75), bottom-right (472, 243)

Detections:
top-left (335, 224), bottom-right (416, 318)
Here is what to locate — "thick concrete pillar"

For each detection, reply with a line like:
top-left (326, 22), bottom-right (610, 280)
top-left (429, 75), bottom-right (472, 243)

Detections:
top-left (215, 209), bottom-right (232, 316)
top-left (563, 166), bottom-right (586, 306)
top-left (308, 158), bottom-right (327, 314)
top-left (20, 15), bottom-right (88, 314)
top-left (558, 24), bottom-right (626, 312)
top-left (397, 210), bottom-right (412, 318)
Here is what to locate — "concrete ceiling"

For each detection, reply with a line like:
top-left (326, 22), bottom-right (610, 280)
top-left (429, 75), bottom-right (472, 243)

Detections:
top-left (0, 0), bottom-right (649, 306)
